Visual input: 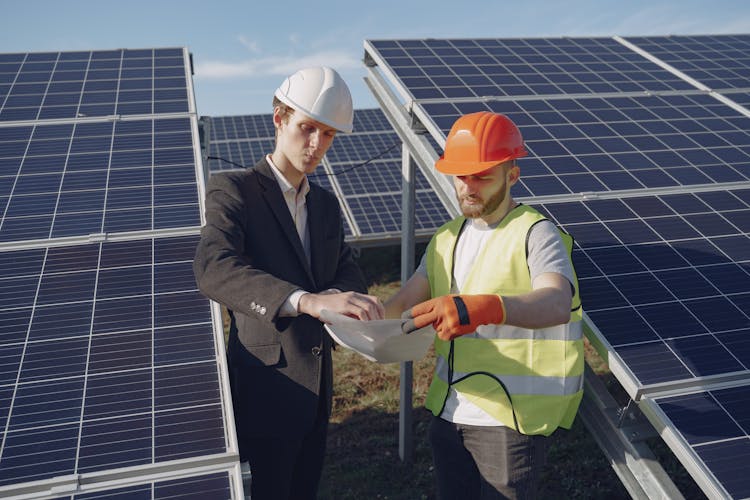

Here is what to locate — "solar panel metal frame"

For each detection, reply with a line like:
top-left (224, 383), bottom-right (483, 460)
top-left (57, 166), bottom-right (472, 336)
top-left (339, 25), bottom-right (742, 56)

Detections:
top-left (0, 47), bottom-right (242, 499)
top-left (4, 462), bottom-right (243, 500)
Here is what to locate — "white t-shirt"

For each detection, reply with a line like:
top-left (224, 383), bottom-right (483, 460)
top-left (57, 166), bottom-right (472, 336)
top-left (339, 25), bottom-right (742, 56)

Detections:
top-left (415, 214), bottom-right (575, 426)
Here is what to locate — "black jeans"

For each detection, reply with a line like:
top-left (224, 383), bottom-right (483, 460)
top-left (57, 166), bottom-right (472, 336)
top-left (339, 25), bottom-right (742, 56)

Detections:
top-left (429, 416), bottom-right (548, 500)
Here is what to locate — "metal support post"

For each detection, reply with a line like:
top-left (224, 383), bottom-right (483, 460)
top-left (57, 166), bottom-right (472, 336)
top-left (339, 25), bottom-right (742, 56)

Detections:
top-left (399, 145), bottom-right (416, 462)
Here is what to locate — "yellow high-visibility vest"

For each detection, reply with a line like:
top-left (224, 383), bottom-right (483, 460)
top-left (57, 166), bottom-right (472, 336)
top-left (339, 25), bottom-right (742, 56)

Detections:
top-left (424, 204), bottom-right (584, 436)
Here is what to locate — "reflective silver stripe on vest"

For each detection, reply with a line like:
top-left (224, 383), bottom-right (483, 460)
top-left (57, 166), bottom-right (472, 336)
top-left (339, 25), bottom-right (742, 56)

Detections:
top-left (474, 320), bottom-right (582, 342)
top-left (435, 356), bottom-right (584, 396)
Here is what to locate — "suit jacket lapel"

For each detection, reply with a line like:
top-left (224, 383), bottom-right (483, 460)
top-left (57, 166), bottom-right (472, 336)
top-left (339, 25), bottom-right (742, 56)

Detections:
top-left (255, 159), bottom-right (317, 288)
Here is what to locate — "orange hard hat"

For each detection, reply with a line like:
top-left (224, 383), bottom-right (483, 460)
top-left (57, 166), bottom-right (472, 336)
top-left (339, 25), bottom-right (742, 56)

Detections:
top-left (435, 111), bottom-right (528, 175)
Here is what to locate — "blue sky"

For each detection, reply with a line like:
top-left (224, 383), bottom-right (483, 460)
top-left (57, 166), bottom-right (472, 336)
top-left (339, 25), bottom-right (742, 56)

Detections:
top-left (3, 0), bottom-right (750, 117)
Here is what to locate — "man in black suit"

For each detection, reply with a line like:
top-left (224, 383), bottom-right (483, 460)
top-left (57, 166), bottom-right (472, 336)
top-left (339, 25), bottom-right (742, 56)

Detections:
top-left (194, 66), bottom-right (384, 500)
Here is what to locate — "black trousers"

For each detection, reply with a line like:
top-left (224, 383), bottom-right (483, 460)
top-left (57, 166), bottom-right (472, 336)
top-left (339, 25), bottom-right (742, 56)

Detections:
top-left (429, 416), bottom-right (548, 500)
top-left (241, 379), bottom-right (329, 500)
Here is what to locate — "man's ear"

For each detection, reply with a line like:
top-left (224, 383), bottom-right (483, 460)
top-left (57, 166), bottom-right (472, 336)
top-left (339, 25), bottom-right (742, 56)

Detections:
top-left (272, 107), bottom-right (282, 129)
top-left (508, 164), bottom-right (520, 185)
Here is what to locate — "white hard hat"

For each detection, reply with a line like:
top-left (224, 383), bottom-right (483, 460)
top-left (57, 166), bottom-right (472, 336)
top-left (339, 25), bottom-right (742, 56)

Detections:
top-left (274, 66), bottom-right (354, 133)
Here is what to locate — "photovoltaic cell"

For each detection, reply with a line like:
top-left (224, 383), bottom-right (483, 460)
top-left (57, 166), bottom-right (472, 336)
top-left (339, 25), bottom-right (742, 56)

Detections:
top-left (346, 191), bottom-right (449, 236)
top-left (418, 93), bottom-right (750, 198)
top-left (625, 34), bottom-right (750, 91)
top-left (208, 113), bottom-right (275, 142)
top-left (206, 108), bottom-right (452, 242)
top-left (352, 107), bottom-right (398, 131)
top-left (325, 158), bottom-right (432, 196)
top-left (0, 117), bottom-right (201, 243)
top-left (206, 138), bottom-right (274, 172)
top-left (205, 113), bottom-right (275, 172)
top-left (722, 90), bottom-right (750, 108)
top-left (322, 131), bottom-right (401, 165)
top-left (537, 189), bottom-right (750, 392)
top-left (324, 158), bottom-right (448, 238)
top-left (648, 385), bottom-right (750, 499)
top-left (366, 37), bottom-right (696, 101)
top-left (0, 48), bottom-right (190, 122)
top-left (0, 235), bottom-right (229, 489)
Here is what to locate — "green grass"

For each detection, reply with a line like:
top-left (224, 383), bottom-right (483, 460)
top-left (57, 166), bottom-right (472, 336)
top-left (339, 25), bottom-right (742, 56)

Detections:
top-left (319, 337), bottom-right (635, 500)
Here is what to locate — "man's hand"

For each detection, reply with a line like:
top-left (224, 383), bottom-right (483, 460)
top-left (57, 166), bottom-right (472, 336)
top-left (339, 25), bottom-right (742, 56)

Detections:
top-left (299, 291), bottom-right (385, 321)
top-left (401, 294), bottom-right (505, 341)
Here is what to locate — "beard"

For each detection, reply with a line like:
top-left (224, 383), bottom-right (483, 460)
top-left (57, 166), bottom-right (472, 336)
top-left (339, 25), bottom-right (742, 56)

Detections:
top-left (457, 184), bottom-right (506, 218)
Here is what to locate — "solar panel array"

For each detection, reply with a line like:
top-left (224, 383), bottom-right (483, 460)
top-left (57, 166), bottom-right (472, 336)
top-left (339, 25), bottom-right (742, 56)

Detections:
top-left (365, 34), bottom-right (750, 499)
top-left (204, 107), bottom-right (452, 245)
top-left (0, 117), bottom-right (201, 244)
top-left (0, 48), bottom-right (241, 499)
top-left (0, 48), bottom-right (190, 122)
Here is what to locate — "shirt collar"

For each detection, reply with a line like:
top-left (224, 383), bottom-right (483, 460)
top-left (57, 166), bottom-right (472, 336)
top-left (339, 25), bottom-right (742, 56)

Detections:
top-left (266, 154), bottom-right (310, 197)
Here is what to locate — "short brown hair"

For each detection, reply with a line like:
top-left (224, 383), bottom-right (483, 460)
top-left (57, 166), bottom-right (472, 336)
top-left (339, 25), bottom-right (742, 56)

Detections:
top-left (272, 96), bottom-right (294, 123)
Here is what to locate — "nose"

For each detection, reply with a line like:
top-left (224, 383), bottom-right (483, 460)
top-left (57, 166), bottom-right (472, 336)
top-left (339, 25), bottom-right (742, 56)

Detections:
top-left (456, 175), bottom-right (477, 194)
top-left (308, 130), bottom-right (320, 149)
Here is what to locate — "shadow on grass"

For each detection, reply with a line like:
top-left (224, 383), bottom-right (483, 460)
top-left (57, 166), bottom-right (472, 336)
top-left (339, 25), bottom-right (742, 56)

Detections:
top-left (319, 405), bottom-right (633, 500)
top-left (320, 407), bottom-right (435, 500)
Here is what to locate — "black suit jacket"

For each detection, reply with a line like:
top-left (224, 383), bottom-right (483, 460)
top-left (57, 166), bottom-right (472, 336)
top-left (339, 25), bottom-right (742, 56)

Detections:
top-left (193, 159), bottom-right (367, 440)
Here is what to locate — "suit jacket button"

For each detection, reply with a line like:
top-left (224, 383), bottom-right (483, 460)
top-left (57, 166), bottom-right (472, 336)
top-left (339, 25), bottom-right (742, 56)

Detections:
top-left (311, 346), bottom-right (322, 357)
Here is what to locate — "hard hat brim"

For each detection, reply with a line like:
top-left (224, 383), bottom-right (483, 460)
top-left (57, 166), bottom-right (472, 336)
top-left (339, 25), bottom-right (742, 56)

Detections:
top-left (435, 150), bottom-right (527, 175)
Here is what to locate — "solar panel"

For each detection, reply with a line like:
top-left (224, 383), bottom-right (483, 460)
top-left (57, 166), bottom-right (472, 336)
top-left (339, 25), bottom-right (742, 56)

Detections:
top-left (365, 37), bottom-right (696, 102)
top-left (0, 117), bottom-right (201, 244)
top-left (204, 113), bottom-right (275, 173)
top-left (417, 93), bottom-right (750, 198)
top-left (0, 235), bottom-right (236, 495)
top-left (625, 34), bottom-right (750, 91)
top-left (208, 113), bottom-right (276, 142)
top-left (641, 384), bottom-right (750, 499)
top-left (204, 108), bottom-right (452, 244)
top-left (0, 48), bottom-right (190, 122)
top-left (0, 47), bottom-right (242, 498)
top-left (535, 189), bottom-right (750, 398)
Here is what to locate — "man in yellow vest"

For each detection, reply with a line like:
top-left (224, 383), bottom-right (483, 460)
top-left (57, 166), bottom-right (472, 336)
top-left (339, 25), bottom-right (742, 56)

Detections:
top-left (386, 111), bottom-right (584, 499)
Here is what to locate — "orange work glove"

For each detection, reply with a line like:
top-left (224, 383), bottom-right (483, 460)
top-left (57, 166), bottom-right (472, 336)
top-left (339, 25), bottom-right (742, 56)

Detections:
top-left (401, 294), bottom-right (506, 341)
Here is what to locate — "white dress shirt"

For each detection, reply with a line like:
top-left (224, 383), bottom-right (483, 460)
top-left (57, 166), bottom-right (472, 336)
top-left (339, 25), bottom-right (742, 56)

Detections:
top-left (267, 155), bottom-right (311, 316)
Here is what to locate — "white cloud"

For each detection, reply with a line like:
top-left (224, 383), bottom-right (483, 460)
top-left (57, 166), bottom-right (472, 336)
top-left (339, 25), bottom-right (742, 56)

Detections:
top-left (237, 35), bottom-right (260, 54)
top-left (194, 50), bottom-right (361, 80)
